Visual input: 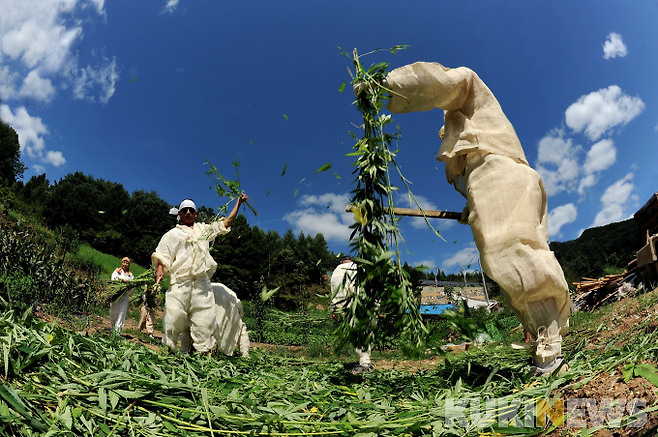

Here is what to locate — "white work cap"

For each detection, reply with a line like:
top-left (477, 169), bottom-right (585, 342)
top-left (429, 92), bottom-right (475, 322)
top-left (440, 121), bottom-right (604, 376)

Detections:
top-left (178, 199), bottom-right (196, 211)
top-left (169, 199), bottom-right (197, 218)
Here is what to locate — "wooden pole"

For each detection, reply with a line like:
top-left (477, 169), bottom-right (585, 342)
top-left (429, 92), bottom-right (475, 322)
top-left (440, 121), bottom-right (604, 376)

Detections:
top-left (345, 205), bottom-right (462, 220)
top-left (478, 259), bottom-right (491, 312)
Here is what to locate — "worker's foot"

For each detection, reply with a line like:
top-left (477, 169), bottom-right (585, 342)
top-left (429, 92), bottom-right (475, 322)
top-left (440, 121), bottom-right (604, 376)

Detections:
top-left (149, 334), bottom-right (154, 339)
top-left (531, 355), bottom-right (568, 377)
top-left (351, 363), bottom-right (374, 375)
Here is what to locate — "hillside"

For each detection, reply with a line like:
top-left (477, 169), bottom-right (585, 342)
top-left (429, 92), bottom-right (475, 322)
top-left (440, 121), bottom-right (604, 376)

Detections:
top-left (551, 218), bottom-right (642, 286)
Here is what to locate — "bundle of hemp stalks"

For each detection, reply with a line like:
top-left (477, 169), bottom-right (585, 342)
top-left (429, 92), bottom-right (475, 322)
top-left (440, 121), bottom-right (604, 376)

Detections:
top-left (99, 268), bottom-right (156, 304)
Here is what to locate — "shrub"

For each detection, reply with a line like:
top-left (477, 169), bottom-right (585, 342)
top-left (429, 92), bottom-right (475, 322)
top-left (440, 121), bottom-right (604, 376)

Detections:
top-left (0, 273), bottom-right (38, 312)
top-left (0, 224), bottom-right (103, 314)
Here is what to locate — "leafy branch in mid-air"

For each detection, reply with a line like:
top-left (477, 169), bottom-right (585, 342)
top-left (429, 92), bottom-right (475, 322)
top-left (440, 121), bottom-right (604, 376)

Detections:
top-left (204, 156), bottom-right (258, 217)
top-left (335, 45), bottom-right (429, 352)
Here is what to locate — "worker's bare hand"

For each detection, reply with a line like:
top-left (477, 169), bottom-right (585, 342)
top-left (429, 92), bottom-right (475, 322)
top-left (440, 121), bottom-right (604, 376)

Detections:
top-left (459, 206), bottom-right (469, 225)
top-left (238, 192), bottom-right (249, 204)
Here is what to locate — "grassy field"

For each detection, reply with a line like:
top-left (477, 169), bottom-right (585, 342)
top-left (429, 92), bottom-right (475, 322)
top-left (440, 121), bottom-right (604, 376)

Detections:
top-left (71, 244), bottom-right (150, 279)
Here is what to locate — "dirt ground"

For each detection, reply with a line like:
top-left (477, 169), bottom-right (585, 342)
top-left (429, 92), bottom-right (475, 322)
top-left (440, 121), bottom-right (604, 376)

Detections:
top-left (543, 292), bottom-right (658, 437)
top-left (62, 307), bottom-right (449, 371)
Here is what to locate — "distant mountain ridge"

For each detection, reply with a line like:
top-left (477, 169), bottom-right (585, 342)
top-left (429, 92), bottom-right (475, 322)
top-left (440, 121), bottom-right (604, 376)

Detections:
top-left (550, 218), bottom-right (642, 287)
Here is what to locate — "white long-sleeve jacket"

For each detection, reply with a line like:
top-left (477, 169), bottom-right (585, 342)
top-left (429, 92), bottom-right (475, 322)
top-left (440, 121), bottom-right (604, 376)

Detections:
top-left (151, 221), bottom-right (230, 285)
top-left (386, 62), bottom-right (528, 195)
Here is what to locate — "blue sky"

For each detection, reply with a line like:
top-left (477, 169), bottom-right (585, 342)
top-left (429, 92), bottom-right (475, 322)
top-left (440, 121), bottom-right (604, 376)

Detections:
top-left (1, 1), bottom-right (657, 275)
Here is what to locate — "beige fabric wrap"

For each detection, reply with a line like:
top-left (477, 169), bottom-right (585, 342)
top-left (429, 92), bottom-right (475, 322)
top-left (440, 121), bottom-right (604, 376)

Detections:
top-left (211, 283), bottom-right (250, 357)
top-left (386, 62), bottom-right (572, 363)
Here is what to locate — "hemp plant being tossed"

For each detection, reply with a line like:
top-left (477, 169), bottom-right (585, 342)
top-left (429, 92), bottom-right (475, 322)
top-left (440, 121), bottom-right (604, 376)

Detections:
top-left (204, 156), bottom-right (258, 218)
top-left (335, 46), bottom-right (430, 353)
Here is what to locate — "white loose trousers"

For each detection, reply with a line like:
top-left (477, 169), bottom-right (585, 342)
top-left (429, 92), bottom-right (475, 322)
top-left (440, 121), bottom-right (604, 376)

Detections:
top-left (465, 153), bottom-right (571, 353)
top-left (162, 275), bottom-right (216, 353)
top-left (109, 291), bottom-right (132, 332)
top-left (110, 268), bottom-right (134, 332)
top-left (179, 283), bottom-right (250, 357)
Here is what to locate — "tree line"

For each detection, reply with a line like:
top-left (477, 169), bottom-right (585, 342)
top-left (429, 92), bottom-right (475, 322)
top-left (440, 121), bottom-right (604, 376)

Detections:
top-left (2, 119), bottom-right (640, 302)
top-left (0, 121), bottom-right (338, 304)
top-left (16, 172), bottom-right (338, 301)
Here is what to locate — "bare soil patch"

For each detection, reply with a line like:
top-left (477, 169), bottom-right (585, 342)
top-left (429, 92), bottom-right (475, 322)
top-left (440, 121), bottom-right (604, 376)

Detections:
top-left (542, 289), bottom-right (658, 436)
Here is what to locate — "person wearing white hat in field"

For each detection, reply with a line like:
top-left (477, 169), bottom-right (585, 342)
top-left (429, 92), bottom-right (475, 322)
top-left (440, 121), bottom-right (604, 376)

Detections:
top-left (152, 194), bottom-right (248, 354)
top-left (110, 257), bottom-right (134, 333)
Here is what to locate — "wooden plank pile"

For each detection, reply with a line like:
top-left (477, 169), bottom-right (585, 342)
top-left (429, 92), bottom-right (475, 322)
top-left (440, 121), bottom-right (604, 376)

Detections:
top-left (572, 273), bottom-right (630, 311)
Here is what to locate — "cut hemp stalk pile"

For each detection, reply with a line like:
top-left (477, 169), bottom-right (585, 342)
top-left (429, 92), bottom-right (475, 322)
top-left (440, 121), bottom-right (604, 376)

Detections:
top-left (336, 46), bottom-right (439, 352)
top-left (99, 268), bottom-right (156, 304)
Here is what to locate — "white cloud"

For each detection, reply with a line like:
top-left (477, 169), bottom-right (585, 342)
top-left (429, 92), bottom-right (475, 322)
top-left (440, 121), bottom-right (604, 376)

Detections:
top-left (298, 192), bottom-right (352, 220)
top-left (87, 0), bottom-right (106, 15)
top-left (535, 129), bottom-right (581, 196)
top-left (72, 55), bottom-right (119, 104)
top-left (0, 104), bottom-right (66, 167)
top-left (45, 150), bottom-right (66, 166)
top-left (0, 1), bottom-right (114, 105)
top-left (577, 138), bottom-right (616, 194)
top-left (32, 164), bottom-right (46, 174)
top-left (582, 139), bottom-right (616, 174)
top-left (0, 66), bottom-right (18, 100)
top-left (603, 32), bottom-right (627, 60)
top-left (19, 69), bottom-right (56, 102)
top-left (548, 203), bottom-right (577, 238)
top-left (283, 193), bottom-right (353, 243)
top-left (565, 86), bottom-right (644, 141)
top-left (0, 0), bottom-right (111, 171)
top-left (415, 259), bottom-right (436, 270)
top-left (592, 173), bottom-right (635, 227)
top-left (441, 242), bottom-right (479, 271)
top-left (162, 0), bottom-right (179, 13)
top-left (577, 174), bottom-right (597, 195)
top-left (1, 13), bottom-right (81, 72)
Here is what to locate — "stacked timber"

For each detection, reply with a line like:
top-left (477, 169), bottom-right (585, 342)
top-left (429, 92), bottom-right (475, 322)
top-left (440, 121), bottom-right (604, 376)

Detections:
top-left (572, 273), bottom-right (631, 311)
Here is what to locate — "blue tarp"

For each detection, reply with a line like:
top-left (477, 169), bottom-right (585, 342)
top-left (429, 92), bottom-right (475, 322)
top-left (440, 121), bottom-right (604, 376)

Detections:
top-left (419, 304), bottom-right (457, 315)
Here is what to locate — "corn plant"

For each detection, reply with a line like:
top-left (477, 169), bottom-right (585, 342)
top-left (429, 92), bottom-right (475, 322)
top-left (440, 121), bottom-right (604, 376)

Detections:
top-left (0, 225), bottom-right (101, 314)
top-left (3, 296), bottom-right (658, 436)
top-left (2, 287), bottom-right (658, 435)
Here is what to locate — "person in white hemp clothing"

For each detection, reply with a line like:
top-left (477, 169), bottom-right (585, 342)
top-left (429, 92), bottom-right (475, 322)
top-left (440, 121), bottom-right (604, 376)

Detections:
top-left (152, 194), bottom-right (248, 354)
top-left (110, 257), bottom-right (134, 333)
top-left (331, 255), bottom-right (374, 375)
top-left (370, 62), bottom-right (572, 375)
